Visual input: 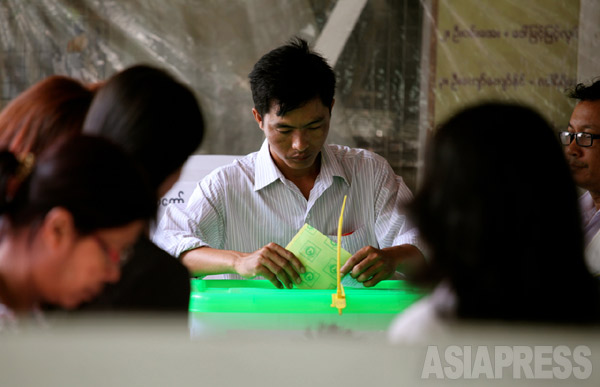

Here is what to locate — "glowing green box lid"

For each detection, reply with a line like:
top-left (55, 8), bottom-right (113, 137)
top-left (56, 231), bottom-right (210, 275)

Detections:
top-left (189, 279), bottom-right (426, 314)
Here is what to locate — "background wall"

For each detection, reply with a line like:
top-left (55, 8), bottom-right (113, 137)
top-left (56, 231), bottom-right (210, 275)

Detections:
top-left (1, 0), bottom-right (599, 191)
top-left (0, 0), bottom-right (423, 190)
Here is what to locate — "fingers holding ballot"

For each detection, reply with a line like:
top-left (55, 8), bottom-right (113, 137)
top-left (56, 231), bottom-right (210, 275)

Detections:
top-left (341, 244), bottom-right (425, 287)
top-left (234, 243), bottom-right (305, 289)
top-left (340, 246), bottom-right (401, 287)
top-left (284, 224), bottom-right (424, 288)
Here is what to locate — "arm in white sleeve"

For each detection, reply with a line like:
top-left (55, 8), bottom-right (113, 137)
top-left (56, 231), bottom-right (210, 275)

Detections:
top-left (153, 177), bottom-right (225, 258)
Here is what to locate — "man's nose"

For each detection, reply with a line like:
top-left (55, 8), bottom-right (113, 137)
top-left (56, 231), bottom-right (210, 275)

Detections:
top-left (566, 137), bottom-right (583, 156)
top-left (292, 130), bottom-right (309, 151)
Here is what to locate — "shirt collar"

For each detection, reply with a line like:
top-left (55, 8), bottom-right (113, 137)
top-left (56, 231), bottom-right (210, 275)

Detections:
top-left (254, 139), bottom-right (284, 191)
top-left (254, 140), bottom-right (350, 191)
top-left (319, 143), bottom-right (350, 187)
top-left (580, 191), bottom-right (599, 224)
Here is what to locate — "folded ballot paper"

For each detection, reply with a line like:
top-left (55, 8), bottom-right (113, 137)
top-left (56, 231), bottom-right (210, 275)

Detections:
top-left (285, 223), bottom-right (362, 289)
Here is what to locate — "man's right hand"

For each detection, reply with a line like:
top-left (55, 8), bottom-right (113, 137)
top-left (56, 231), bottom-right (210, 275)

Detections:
top-left (234, 243), bottom-right (305, 289)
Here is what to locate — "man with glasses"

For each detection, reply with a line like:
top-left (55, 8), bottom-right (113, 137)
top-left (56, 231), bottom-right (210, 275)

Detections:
top-left (560, 78), bottom-right (600, 276)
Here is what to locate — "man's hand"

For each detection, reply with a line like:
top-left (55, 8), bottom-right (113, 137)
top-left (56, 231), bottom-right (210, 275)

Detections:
top-left (234, 243), bottom-right (305, 289)
top-left (340, 246), bottom-right (400, 287)
top-left (340, 244), bottom-right (423, 287)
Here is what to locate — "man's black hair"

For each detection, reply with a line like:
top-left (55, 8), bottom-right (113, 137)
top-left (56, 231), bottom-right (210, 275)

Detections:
top-left (568, 77), bottom-right (600, 101)
top-left (249, 37), bottom-right (336, 117)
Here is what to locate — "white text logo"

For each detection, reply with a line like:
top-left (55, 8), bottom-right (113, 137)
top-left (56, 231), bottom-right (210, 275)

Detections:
top-left (422, 345), bottom-right (592, 379)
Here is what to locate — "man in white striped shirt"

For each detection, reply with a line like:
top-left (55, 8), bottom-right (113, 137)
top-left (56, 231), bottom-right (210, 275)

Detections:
top-left (153, 37), bottom-right (425, 289)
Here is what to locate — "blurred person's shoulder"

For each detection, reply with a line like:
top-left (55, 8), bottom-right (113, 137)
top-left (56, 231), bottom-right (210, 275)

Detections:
top-left (388, 283), bottom-right (456, 345)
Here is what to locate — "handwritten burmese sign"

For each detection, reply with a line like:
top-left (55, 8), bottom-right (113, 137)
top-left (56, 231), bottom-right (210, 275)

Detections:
top-left (431, 0), bottom-right (580, 128)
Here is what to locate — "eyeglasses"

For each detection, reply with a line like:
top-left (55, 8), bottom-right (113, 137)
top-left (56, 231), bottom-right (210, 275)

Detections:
top-left (558, 131), bottom-right (600, 147)
top-left (92, 235), bottom-right (133, 265)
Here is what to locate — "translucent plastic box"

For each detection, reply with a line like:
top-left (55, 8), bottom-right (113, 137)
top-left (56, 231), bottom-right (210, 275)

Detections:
top-left (189, 279), bottom-right (426, 336)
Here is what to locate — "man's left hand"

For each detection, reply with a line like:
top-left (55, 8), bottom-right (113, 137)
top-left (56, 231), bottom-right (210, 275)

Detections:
top-left (340, 244), bottom-right (423, 287)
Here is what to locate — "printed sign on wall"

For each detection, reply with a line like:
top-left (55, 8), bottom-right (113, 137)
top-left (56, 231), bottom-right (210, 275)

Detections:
top-left (428, 0), bottom-right (580, 129)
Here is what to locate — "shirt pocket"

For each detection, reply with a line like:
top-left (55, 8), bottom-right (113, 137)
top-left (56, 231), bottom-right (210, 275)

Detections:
top-left (326, 224), bottom-right (377, 255)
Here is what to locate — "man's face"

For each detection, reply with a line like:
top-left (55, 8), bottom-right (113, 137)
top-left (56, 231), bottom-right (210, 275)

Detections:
top-left (253, 97), bottom-right (333, 177)
top-left (565, 99), bottom-right (600, 193)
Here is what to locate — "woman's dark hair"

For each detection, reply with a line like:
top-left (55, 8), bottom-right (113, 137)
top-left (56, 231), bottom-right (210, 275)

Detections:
top-left (0, 135), bottom-right (156, 235)
top-left (0, 75), bottom-right (94, 155)
top-left (83, 65), bottom-right (204, 192)
top-left (248, 37), bottom-right (336, 117)
top-left (409, 102), bottom-right (599, 322)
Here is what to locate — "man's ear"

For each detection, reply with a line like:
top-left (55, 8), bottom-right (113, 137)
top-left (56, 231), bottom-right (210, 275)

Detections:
top-left (252, 108), bottom-right (264, 130)
top-left (40, 207), bottom-right (77, 253)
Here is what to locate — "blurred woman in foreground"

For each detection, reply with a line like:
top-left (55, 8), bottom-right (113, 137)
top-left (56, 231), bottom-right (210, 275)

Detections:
top-left (82, 65), bottom-right (204, 311)
top-left (389, 102), bottom-right (600, 343)
top-left (0, 136), bottom-right (155, 329)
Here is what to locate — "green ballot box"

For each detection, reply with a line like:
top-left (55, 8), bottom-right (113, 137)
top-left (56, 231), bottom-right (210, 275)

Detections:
top-left (188, 279), bottom-right (426, 336)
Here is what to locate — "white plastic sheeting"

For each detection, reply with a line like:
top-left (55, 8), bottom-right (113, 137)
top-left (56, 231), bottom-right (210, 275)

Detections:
top-left (1, 0), bottom-right (598, 190)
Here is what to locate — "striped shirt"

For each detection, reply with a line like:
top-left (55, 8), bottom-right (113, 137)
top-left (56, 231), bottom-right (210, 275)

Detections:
top-left (580, 191), bottom-right (600, 245)
top-left (153, 140), bottom-right (420, 280)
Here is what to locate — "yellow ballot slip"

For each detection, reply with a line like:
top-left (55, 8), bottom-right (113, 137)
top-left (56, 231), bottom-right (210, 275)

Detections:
top-left (285, 223), bottom-right (352, 290)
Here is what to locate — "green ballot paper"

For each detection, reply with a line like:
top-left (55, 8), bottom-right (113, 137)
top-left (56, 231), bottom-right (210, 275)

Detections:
top-left (285, 223), bottom-right (352, 289)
